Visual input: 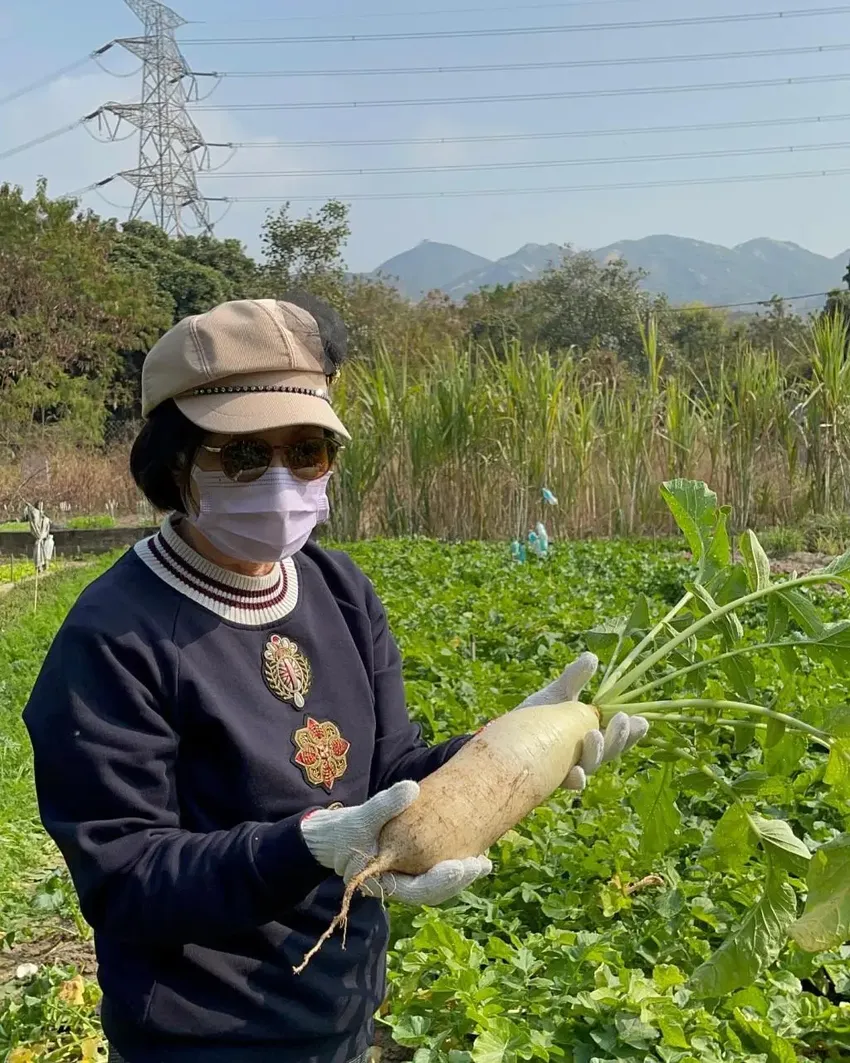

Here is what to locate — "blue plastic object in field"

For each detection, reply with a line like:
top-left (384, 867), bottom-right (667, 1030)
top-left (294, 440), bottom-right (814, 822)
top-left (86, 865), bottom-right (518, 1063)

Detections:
top-left (542, 487), bottom-right (558, 506)
top-left (528, 526), bottom-right (549, 560)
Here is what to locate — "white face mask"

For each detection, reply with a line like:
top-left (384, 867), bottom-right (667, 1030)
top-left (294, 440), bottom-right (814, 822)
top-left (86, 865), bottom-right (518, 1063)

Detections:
top-left (188, 467), bottom-right (331, 563)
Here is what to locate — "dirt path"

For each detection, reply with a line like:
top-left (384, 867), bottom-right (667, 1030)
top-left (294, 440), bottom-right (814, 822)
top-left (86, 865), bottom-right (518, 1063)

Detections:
top-left (769, 551), bottom-right (835, 576)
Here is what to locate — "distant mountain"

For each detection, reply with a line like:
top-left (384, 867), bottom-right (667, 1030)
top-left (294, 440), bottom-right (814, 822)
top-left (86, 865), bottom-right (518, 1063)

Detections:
top-left (368, 240), bottom-right (491, 300)
top-left (593, 235), bottom-right (847, 307)
top-left (445, 243), bottom-right (568, 300)
top-left (367, 235), bottom-right (850, 308)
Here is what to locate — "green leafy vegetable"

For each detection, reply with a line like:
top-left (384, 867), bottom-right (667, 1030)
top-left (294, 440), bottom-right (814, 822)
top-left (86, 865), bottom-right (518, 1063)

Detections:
top-left (585, 480), bottom-right (850, 996)
top-left (631, 764), bottom-right (682, 857)
top-left (690, 863), bottom-right (797, 998)
top-left (748, 816), bottom-right (811, 877)
top-left (700, 804), bottom-right (755, 871)
top-left (659, 479), bottom-right (730, 587)
top-left (824, 738), bottom-right (850, 798)
top-left (733, 1007), bottom-right (799, 1063)
top-left (791, 834), bottom-right (850, 953)
top-left (739, 529), bottom-right (771, 593)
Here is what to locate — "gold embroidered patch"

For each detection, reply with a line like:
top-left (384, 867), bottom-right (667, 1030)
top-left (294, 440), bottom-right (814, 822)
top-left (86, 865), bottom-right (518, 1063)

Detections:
top-left (262, 634), bottom-right (312, 708)
top-left (292, 718), bottom-right (350, 792)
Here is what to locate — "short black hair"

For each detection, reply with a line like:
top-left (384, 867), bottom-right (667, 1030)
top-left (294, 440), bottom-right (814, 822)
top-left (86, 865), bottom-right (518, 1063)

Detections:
top-left (130, 400), bottom-right (206, 515)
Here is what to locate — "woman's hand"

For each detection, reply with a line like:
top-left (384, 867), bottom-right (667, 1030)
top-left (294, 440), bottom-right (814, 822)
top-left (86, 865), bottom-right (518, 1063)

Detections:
top-left (300, 782), bottom-right (491, 904)
top-left (517, 652), bottom-right (648, 791)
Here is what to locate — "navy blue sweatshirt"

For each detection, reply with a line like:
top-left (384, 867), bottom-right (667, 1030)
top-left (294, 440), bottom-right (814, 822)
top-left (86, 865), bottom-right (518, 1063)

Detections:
top-left (22, 518), bottom-right (468, 1063)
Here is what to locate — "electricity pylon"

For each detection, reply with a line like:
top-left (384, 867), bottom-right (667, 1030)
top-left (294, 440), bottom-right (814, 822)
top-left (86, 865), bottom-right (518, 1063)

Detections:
top-left (101, 0), bottom-right (212, 235)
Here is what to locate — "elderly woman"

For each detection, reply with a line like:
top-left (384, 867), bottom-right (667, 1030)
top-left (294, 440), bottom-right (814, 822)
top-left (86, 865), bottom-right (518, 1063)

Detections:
top-left (23, 296), bottom-right (646, 1063)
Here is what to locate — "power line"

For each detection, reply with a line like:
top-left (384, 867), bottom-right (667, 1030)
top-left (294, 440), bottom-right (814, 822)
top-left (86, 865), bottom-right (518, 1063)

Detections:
top-left (0, 119), bottom-right (89, 161)
top-left (9, 107), bottom-right (848, 170)
top-left (205, 165), bottom-right (850, 202)
top-left (193, 72), bottom-right (850, 112)
top-left (668, 292), bottom-right (832, 312)
top-left (0, 46), bottom-right (115, 108)
top-left (61, 175), bottom-right (122, 200)
top-left (187, 0), bottom-right (649, 24)
top-left (200, 140), bottom-right (850, 180)
top-left (181, 5), bottom-right (850, 45)
top-left (205, 42), bottom-right (850, 80)
top-left (210, 112), bottom-right (850, 152)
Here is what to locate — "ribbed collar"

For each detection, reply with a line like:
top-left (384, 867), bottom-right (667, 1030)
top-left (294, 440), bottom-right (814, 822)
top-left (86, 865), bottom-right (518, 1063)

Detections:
top-left (134, 515), bottom-right (299, 627)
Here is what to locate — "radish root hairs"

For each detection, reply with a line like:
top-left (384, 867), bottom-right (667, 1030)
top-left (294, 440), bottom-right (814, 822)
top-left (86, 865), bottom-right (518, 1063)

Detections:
top-left (293, 857), bottom-right (393, 976)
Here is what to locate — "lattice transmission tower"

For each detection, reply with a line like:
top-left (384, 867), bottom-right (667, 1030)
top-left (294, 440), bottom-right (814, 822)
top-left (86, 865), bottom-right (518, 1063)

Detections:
top-left (100, 0), bottom-right (212, 235)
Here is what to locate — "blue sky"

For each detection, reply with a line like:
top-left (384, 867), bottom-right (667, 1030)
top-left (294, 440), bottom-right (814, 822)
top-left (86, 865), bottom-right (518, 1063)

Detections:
top-left (2, 0), bottom-right (850, 272)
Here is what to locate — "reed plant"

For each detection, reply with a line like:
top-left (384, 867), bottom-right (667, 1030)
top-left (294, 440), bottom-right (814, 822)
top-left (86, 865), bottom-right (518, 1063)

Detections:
top-left (328, 314), bottom-right (850, 540)
top-left (5, 315), bottom-right (850, 543)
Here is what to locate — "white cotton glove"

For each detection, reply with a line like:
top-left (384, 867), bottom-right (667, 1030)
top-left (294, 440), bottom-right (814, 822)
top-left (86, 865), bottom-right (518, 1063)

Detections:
top-left (300, 780), bottom-right (492, 905)
top-left (516, 652), bottom-right (648, 791)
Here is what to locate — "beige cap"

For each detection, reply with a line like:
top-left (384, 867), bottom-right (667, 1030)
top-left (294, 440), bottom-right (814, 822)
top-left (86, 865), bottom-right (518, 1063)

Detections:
top-left (141, 299), bottom-right (350, 440)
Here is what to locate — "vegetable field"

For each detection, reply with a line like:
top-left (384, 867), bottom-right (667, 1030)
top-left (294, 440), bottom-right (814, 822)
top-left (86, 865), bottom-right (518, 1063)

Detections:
top-left (1, 486), bottom-right (850, 1061)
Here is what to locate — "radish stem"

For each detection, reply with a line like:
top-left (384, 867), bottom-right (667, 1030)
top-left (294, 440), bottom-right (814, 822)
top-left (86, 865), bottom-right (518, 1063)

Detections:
top-left (601, 590), bottom-right (694, 688)
top-left (646, 738), bottom-right (745, 807)
top-left (597, 573), bottom-right (832, 701)
top-left (616, 640), bottom-right (802, 703)
top-left (611, 699), bottom-right (831, 747)
top-left (640, 713), bottom-right (768, 731)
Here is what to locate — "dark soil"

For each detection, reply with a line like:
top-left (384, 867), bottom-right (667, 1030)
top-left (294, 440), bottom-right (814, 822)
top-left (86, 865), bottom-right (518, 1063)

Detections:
top-left (372, 1024), bottom-right (413, 1062)
top-left (0, 928), bottom-right (96, 983)
top-left (769, 551), bottom-right (834, 576)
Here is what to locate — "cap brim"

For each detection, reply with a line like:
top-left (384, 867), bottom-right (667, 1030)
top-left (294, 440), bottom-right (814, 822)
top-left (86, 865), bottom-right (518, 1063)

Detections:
top-left (175, 390), bottom-right (351, 441)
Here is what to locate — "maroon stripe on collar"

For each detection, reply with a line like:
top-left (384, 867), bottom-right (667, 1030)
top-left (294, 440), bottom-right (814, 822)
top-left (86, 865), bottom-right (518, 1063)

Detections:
top-left (157, 529), bottom-right (284, 601)
top-left (149, 535), bottom-right (290, 613)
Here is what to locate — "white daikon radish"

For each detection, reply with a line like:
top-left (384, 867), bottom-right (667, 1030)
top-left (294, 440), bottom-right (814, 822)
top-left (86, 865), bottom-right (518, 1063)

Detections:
top-left (294, 700), bottom-right (599, 973)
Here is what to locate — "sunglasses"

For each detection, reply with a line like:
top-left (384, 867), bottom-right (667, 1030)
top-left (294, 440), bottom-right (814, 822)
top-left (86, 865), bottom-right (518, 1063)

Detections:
top-left (200, 436), bottom-right (342, 484)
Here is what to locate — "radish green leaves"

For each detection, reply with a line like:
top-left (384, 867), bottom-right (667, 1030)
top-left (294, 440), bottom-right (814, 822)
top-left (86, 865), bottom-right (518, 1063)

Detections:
top-left (591, 478), bottom-right (850, 996)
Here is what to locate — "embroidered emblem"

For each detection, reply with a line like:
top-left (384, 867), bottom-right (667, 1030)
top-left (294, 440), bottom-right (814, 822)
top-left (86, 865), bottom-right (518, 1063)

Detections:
top-left (292, 718), bottom-right (350, 792)
top-left (262, 634), bottom-right (312, 708)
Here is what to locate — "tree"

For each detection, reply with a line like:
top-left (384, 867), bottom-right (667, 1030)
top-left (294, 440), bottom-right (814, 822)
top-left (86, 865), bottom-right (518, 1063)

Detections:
top-left (172, 232), bottom-right (259, 297)
top-left (344, 277), bottom-right (464, 362)
top-left (661, 302), bottom-right (739, 370)
top-left (0, 182), bottom-right (169, 450)
top-left (530, 253), bottom-right (663, 365)
top-left (820, 258), bottom-right (850, 341)
top-left (745, 296), bottom-right (809, 368)
top-left (260, 200), bottom-right (351, 304)
top-left (823, 287), bottom-right (850, 329)
top-left (461, 283), bottom-right (534, 352)
top-left (108, 223), bottom-right (265, 417)
top-left (459, 250), bottom-right (661, 366)
top-left (111, 220), bottom-right (248, 322)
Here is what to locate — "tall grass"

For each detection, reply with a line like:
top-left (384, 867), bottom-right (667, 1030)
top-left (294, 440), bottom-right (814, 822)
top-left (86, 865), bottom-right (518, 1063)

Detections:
top-left (806, 313), bottom-right (850, 514)
top-left (4, 316), bottom-right (850, 540)
top-left (330, 316), bottom-right (850, 539)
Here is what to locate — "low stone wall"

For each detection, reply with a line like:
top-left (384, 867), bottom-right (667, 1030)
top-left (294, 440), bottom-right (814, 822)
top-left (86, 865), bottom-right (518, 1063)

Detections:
top-left (0, 527), bottom-right (157, 558)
